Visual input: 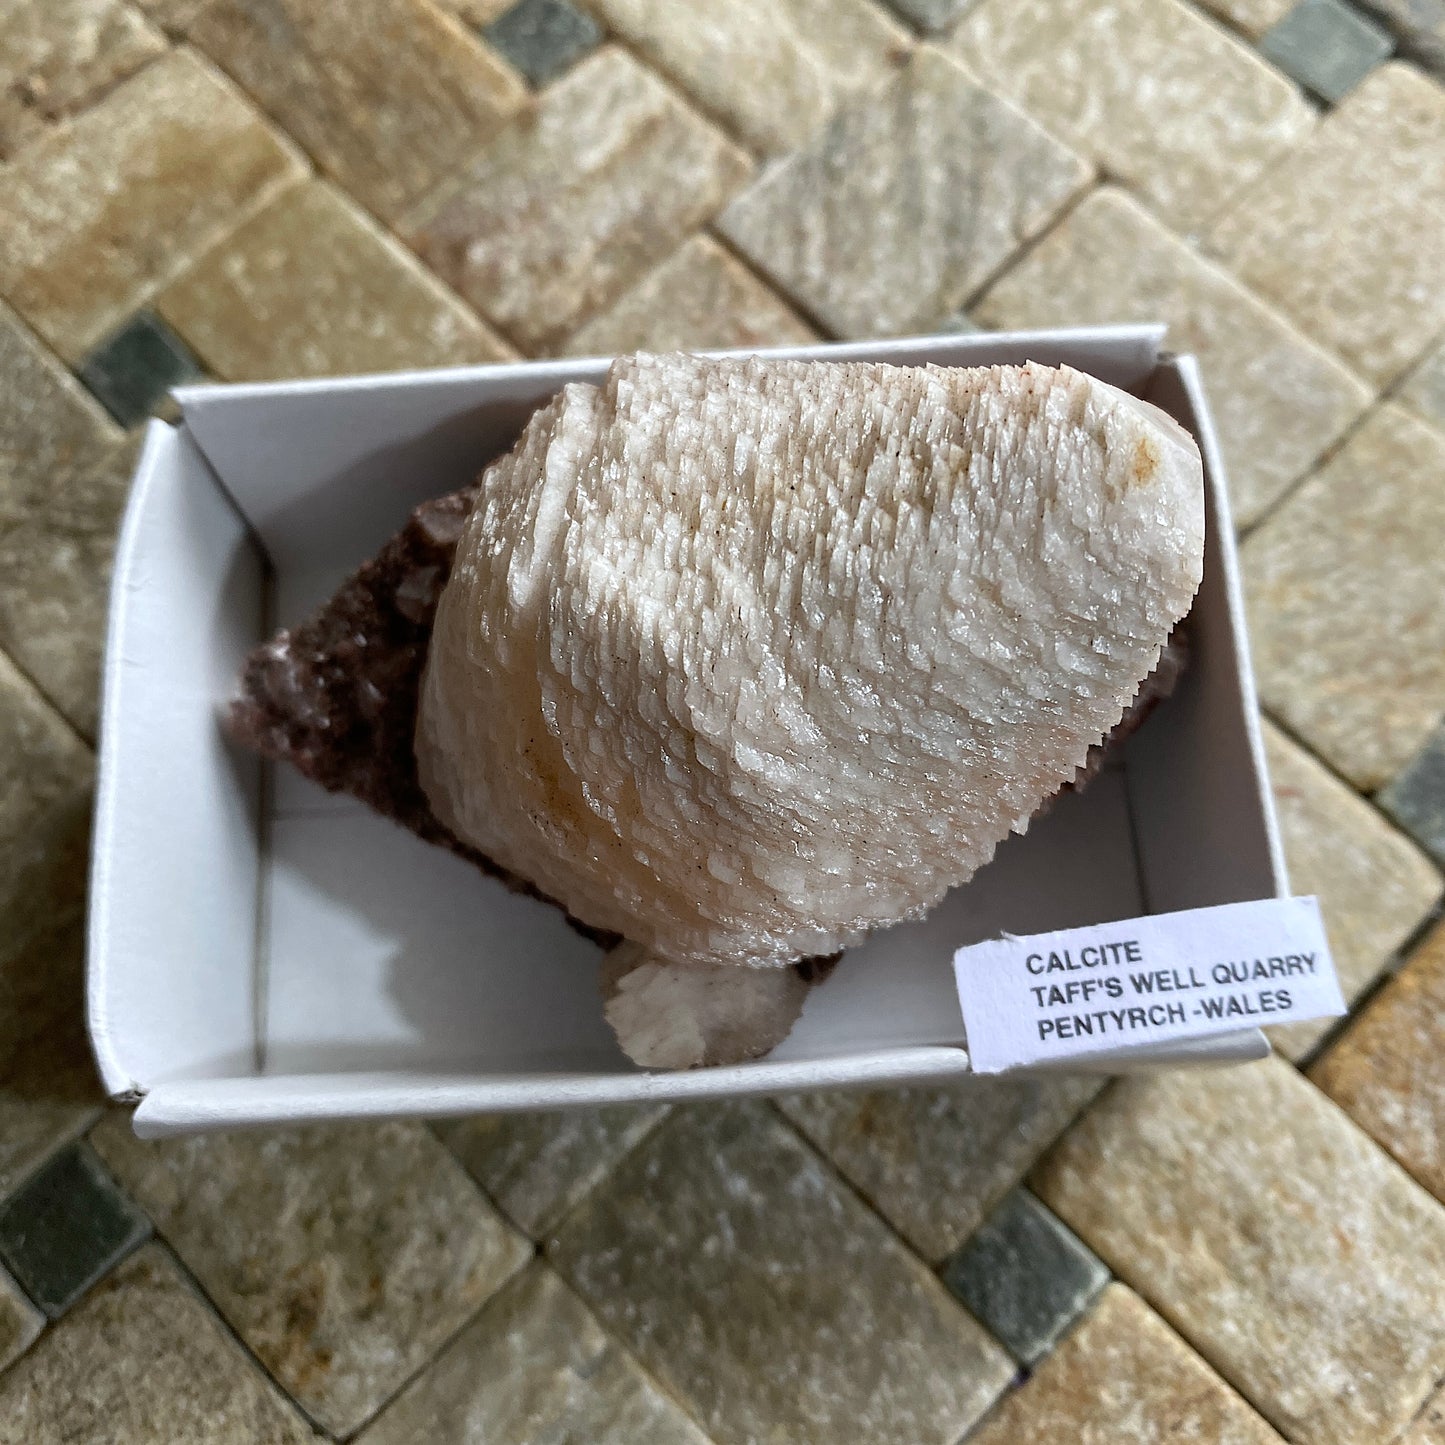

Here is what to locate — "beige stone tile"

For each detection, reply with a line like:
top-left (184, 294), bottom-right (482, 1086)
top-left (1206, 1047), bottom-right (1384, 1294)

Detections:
top-left (408, 47), bottom-right (751, 352)
top-left (1208, 63), bottom-right (1445, 386)
top-left (156, 181), bottom-right (510, 382)
top-left (440, 0), bottom-right (513, 25)
top-left (969, 1283), bottom-right (1284, 1444)
top-left (561, 234), bottom-right (817, 356)
top-left (1243, 404), bottom-right (1445, 791)
top-left (777, 1075), bottom-right (1100, 1264)
top-left (0, 1262), bottom-right (43, 1374)
top-left (91, 1117), bottom-right (530, 1437)
top-left (954, 0), bottom-right (1313, 233)
top-left (0, 300), bottom-right (123, 525)
top-left (1402, 1383), bottom-right (1445, 1445)
top-left (587, 0), bottom-right (911, 154)
top-left (550, 1101), bottom-right (1013, 1445)
top-left (131, 0), bottom-right (211, 29)
top-left (0, 524), bottom-right (112, 741)
top-left (0, 1245), bottom-right (317, 1443)
top-left (188, 0), bottom-right (525, 223)
top-left (974, 187), bottom-right (1371, 527)
top-left (1262, 721), bottom-right (1442, 1058)
top-left (0, 654), bottom-right (92, 968)
top-left (1313, 920), bottom-right (1445, 1205)
top-left (1194, 0), bottom-right (1296, 39)
top-left (0, 0), bottom-right (165, 160)
top-left (0, 48), bottom-right (304, 363)
top-left (0, 440), bottom-right (137, 739)
top-left (1033, 1057), bottom-right (1445, 1445)
top-left (357, 1262), bottom-right (710, 1445)
top-left (436, 1104), bottom-right (668, 1238)
top-left (0, 920), bottom-right (104, 1200)
top-left (1399, 335), bottom-right (1445, 430)
top-left (717, 46), bottom-right (1089, 338)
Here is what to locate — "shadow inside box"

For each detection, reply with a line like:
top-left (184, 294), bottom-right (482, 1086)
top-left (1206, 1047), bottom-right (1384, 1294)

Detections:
top-left (260, 798), bottom-right (628, 1078)
top-left (254, 760), bottom-right (1149, 1079)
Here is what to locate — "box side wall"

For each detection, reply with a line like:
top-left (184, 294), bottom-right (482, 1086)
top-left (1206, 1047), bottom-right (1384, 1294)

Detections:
top-left (87, 423), bottom-right (267, 1095)
top-left (1126, 360), bottom-right (1287, 911)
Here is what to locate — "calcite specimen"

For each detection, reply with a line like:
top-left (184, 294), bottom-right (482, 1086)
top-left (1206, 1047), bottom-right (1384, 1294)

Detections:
top-left (233, 353), bottom-right (1204, 1069)
top-left (418, 354), bottom-right (1204, 999)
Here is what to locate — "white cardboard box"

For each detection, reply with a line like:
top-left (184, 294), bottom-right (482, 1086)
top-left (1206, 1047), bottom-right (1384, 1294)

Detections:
top-left (88, 327), bottom-right (1285, 1136)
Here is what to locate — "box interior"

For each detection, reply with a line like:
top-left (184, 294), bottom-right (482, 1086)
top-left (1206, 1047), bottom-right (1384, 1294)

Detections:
top-left (89, 328), bottom-right (1283, 1128)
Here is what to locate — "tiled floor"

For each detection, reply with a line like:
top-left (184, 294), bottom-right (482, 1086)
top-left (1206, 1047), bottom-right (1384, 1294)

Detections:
top-left (1, 1), bottom-right (1443, 1440)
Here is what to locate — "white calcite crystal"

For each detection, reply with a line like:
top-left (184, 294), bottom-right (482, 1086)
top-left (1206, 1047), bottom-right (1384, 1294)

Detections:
top-left (417, 354), bottom-right (1205, 1064)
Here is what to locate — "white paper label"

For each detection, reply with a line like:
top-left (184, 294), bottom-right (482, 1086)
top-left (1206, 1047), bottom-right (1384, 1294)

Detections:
top-left (953, 896), bottom-right (1344, 1075)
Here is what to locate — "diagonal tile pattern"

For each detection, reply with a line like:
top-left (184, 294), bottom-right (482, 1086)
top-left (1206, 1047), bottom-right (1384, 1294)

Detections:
top-left (0, 1246), bottom-right (319, 1443)
top-left (0, 47), bottom-right (305, 362)
top-left (586, 0), bottom-right (912, 155)
top-left (1207, 61), bottom-right (1445, 384)
top-left (407, 46), bottom-right (752, 351)
top-left (1244, 403), bottom-right (1445, 791)
top-left (561, 233), bottom-right (818, 355)
top-left (1312, 919), bottom-right (1445, 1203)
top-left (3, 11), bottom-right (1445, 1441)
top-left (0, 0), bottom-right (166, 160)
top-left (435, 1103), bottom-right (669, 1238)
top-left (717, 46), bottom-right (1090, 337)
top-left (967, 1283), bottom-right (1287, 1444)
top-left (156, 180), bottom-right (512, 380)
top-left (974, 186), bottom-right (1371, 527)
top-left (90, 1117), bottom-right (530, 1437)
top-left (550, 1101), bottom-right (1014, 1445)
top-left (185, 0), bottom-right (526, 222)
top-left (777, 1075), bottom-right (1101, 1264)
top-left (356, 1262), bottom-right (711, 1444)
top-left (955, 0), bottom-right (1314, 232)
top-left (1034, 1058), bottom-right (1445, 1445)
top-left (1261, 720), bottom-right (1442, 1058)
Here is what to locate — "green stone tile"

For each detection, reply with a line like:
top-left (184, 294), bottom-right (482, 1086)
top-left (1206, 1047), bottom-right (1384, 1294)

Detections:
top-left (76, 312), bottom-right (202, 428)
top-left (1244, 404), bottom-right (1445, 790)
top-left (1262, 720), bottom-right (1442, 1058)
top-left (0, 1143), bottom-right (149, 1318)
top-left (954, 0), bottom-right (1313, 232)
top-left (483, 0), bottom-right (603, 86)
top-left (941, 1189), bottom-right (1108, 1365)
top-left (1207, 62), bottom-right (1445, 386)
top-left (1034, 1057), bottom-right (1445, 1445)
top-left (1379, 720), bottom-right (1445, 867)
top-left (1260, 0), bottom-right (1393, 103)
